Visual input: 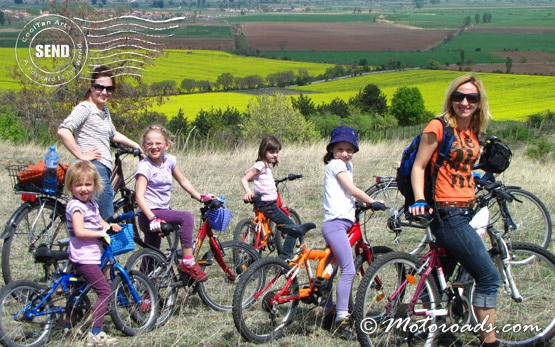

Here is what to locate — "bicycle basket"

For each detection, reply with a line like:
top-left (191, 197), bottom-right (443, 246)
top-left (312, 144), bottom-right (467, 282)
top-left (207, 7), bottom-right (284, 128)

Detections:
top-left (8, 161), bottom-right (68, 193)
top-left (206, 208), bottom-right (233, 232)
top-left (110, 224), bottom-right (135, 256)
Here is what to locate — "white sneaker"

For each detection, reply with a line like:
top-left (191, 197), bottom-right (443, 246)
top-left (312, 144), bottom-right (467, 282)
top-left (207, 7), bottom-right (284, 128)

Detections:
top-left (86, 331), bottom-right (118, 346)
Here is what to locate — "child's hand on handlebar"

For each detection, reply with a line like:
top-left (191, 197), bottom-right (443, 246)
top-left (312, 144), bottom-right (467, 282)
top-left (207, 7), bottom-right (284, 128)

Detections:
top-left (149, 217), bottom-right (166, 232)
top-left (370, 201), bottom-right (387, 211)
top-left (200, 194), bottom-right (215, 202)
top-left (242, 192), bottom-right (254, 203)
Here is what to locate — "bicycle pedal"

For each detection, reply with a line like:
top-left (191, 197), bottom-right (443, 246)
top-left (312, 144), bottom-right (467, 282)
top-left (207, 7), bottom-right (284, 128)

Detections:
top-left (197, 259), bottom-right (212, 266)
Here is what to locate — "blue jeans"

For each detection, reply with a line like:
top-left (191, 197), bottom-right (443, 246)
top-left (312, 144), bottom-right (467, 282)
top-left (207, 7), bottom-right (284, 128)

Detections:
top-left (432, 207), bottom-right (500, 308)
top-left (92, 160), bottom-right (114, 220)
top-left (255, 199), bottom-right (296, 260)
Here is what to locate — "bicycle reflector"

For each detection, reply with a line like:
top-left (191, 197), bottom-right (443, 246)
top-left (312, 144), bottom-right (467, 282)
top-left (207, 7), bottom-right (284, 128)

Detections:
top-left (21, 193), bottom-right (37, 202)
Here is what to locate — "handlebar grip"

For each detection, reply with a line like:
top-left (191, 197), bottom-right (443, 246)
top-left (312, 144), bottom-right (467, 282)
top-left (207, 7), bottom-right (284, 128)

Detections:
top-left (105, 211), bottom-right (135, 223)
top-left (287, 173), bottom-right (303, 181)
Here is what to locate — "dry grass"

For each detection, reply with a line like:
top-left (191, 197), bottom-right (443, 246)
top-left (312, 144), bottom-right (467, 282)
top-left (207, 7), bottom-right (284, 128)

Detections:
top-left (0, 139), bottom-right (553, 346)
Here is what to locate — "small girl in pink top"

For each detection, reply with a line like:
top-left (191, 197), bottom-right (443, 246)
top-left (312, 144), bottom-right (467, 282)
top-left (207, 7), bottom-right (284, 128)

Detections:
top-left (241, 136), bottom-right (297, 260)
top-left (64, 160), bottom-right (121, 345)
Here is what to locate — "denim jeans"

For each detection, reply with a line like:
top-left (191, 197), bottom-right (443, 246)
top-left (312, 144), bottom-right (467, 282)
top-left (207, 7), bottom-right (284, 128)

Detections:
top-left (92, 160), bottom-right (114, 220)
top-left (255, 200), bottom-right (296, 260)
top-left (432, 207), bottom-right (500, 308)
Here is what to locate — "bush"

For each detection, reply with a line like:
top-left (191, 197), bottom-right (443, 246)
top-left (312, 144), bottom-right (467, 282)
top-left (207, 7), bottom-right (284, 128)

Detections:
top-left (527, 139), bottom-right (555, 162)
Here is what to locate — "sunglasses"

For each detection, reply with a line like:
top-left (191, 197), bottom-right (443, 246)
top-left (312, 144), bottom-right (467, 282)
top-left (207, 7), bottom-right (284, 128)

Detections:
top-left (92, 83), bottom-right (115, 93)
top-left (451, 91), bottom-right (480, 104)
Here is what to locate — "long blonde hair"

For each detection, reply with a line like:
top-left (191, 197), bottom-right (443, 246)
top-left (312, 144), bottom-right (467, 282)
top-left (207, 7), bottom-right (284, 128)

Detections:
top-left (63, 160), bottom-right (104, 198)
top-left (439, 75), bottom-right (491, 136)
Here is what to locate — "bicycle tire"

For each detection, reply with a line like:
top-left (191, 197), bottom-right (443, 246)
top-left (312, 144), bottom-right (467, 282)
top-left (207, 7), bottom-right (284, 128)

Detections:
top-left (354, 251), bottom-right (441, 347)
top-left (0, 280), bottom-right (52, 347)
top-left (2, 199), bottom-right (68, 285)
top-left (232, 256), bottom-right (298, 343)
top-left (366, 183), bottom-right (428, 255)
top-left (196, 240), bottom-right (260, 312)
top-left (488, 187), bottom-right (552, 251)
top-left (469, 242), bottom-right (555, 346)
top-left (109, 269), bottom-right (159, 336)
top-left (124, 248), bottom-right (178, 328)
top-left (349, 246), bottom-right (395, 312)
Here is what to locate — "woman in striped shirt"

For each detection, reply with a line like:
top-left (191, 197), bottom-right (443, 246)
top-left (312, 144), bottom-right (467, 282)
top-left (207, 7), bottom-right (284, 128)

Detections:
top-left (58, 65), bottom-right (142, 220)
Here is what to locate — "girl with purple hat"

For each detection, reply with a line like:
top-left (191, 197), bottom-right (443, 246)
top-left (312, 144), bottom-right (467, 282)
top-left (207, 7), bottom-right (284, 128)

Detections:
top-left (321, 126), bottom-right (383, 340)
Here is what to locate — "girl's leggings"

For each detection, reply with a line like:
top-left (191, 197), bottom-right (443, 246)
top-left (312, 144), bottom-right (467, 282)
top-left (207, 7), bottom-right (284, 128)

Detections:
top-left (138, 210), bottom-right (195, 250)
top-left (72, 262), bottom-right (111, 329)
top-left (321, 218), bottom-right (355, 314)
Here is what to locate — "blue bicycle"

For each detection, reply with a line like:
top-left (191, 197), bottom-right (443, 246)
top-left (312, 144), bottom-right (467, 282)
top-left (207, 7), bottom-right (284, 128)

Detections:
top-left (0, 228), bottom-right (159, 347)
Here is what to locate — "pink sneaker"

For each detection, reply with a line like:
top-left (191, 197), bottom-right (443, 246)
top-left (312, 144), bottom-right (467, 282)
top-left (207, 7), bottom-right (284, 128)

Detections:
top-left (178, 261), bottom-right (208, 282)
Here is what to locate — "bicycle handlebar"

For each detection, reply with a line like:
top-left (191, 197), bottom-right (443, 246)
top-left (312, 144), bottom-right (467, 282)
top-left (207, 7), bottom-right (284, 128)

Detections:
top-left (111, 142), bottom-right (142, 158)
top-left (274, 173), bottom-right (303, 185)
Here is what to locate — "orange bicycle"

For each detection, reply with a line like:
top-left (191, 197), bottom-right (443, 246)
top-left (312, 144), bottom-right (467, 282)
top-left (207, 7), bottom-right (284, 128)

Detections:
top-left (231, 202), bottom-right (391, 343)
top-left (233, 174), bottom-right (302, 255)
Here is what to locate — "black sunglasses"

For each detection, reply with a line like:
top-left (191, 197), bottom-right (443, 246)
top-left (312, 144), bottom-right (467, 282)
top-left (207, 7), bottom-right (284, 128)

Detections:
top-left (451, 91), bottom-right (479, 104)
top-left (92, 83), bottom-right (115, 93)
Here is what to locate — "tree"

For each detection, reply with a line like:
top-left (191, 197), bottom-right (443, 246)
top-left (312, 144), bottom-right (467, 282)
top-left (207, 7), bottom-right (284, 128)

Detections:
top-left (150, 80), bottom-right (177, 96)
top-left (167, 108), bottom-right (188, 135)
top-left (241, 94), bottom-right (318, 143)
top-left (475, 13), bottom-right (480, 24)
top-left (180, 78), bottom-right (197, 93)
top-left (463, 16), bottom-right (471, 27)
top-left (318, 97), bottom-right (350, 118)
top-left (291, 93), bottom-right (316, 117)
top-left (216, 73), bottom-right (234, 91)
top-left (0, 11), bottom-right (5, 25)
top-left (390, 86), bottom-right (426, 126)
top-left (506, 57), bottom-right (513, 74)
top-left (349, 83), bottom-right (387, 115)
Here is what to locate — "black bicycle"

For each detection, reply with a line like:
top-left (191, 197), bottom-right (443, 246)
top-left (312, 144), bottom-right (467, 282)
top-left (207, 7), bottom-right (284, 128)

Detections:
top-left (2, 144), bottom-right (141, 285)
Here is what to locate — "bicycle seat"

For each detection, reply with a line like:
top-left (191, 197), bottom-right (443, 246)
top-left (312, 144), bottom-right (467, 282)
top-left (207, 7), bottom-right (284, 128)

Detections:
top-left (34, 245), bottom-right (69, 264)
top-left (160, 223), bottom-right (181, 234)
top-left (281, 223), bottom-right (317, 238)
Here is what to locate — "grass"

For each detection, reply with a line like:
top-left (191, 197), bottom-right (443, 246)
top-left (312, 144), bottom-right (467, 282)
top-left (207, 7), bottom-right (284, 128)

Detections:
top-left (0, 138), bottom-right (554, 346)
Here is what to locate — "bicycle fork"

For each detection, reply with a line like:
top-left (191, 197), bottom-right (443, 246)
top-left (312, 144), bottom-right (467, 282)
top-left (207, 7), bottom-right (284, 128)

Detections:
top-left (489, 229), bottom-right (523, 303)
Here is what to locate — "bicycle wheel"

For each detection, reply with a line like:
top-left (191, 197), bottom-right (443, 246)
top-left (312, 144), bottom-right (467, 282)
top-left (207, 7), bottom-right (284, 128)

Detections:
top-left (233, 218), bottom-right (261, 250)
top-left (197, 240), bottom-right (260, 312)
top-left (232, 257), bottom-right (299, 343)
top-left (0, 280), bottom-right (53, 347)
top-left (109, 269), bottom-right (159, 336)
top-left (350, 246), bottom-right (394, 311)
top-left (365, 183), bottom-right (428, 255)
top-left (124, 248), bottom-right (178, 328)
top-left (354, 251), bottom-right (441, 347)
top-left (472, 242), bottom-right (555, 346)
top-left (488, 188), bottom-right (552, 250)
top-left (2, 199), bottom-right (68, 285)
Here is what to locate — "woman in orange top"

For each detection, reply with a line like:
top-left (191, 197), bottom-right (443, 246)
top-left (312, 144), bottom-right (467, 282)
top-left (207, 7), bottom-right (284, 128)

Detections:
top-left (410, 75), bottom-right (500, 347)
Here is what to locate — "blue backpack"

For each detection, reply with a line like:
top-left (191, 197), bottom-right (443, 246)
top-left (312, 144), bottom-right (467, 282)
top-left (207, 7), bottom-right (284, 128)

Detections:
top-left (396, 117), bottom-right (455, 208)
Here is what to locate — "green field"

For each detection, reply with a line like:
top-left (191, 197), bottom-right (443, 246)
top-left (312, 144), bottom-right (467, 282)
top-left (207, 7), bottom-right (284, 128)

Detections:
top-left (141, 49), bottom-right (334, 85)
top-left (150, 69), bottom-right (555, 122)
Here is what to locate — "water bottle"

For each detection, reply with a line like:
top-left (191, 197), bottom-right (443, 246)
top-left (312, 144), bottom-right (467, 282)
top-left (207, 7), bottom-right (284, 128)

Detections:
top-left (43, 146), bottom-right (59, 194)
top-left (220, 194), bottom-right (226, 206)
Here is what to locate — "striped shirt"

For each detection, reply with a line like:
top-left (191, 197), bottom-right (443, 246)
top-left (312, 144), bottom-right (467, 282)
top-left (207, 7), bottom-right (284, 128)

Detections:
top-left (252, 161), bottom-right (277, 201)
top-left (58, 101), bottom-right (116, 170)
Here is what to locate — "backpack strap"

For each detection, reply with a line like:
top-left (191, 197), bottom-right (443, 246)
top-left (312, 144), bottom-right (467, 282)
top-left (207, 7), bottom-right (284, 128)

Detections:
top-left (428, 116), bottom-right (455, 204)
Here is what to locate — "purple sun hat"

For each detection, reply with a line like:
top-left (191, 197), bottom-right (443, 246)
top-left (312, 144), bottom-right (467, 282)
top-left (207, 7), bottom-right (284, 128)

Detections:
top-left (326, 126), bottom-right (359, 153)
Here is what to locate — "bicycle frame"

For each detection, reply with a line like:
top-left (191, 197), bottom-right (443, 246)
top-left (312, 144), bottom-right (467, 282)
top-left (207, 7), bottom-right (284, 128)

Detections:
top-left (260, 214), bottom-right (375, 306)
top-left (386, 199), bottom-right (523, 319)
top-left (192, 207), bottom-right (237, 281)
top-left (13, 245), bottom-right (142, 323)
